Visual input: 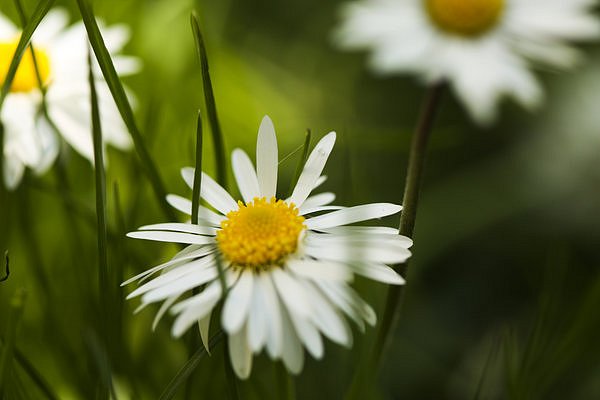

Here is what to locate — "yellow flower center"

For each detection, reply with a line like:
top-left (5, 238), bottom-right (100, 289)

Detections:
top-left (424, 0), bottom-right (504, 37)
top-left (217, 197), bottom-right (306, 268)
top-left (0, 38), bottom-right (51, 93)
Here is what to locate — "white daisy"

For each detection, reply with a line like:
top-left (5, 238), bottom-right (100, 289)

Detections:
top-left (334, 0), bottom-right (600, 124)
top-left (123, 116), bottom-right (412, 379)
top-left (0, 8), bottom-right (138, 189)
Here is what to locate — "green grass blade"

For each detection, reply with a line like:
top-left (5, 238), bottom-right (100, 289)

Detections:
top-left (159, 331), bottom-right (225, 400)
top-left (191, 111), bottom-right (203, 225)
top-left (0, 0), bottom-right (55, 109)
top-left (190, 13), bottom-right (227, 188)
top-left (13, 347), bottom-right (59, 400)
top-left (0, 289), bottom-right (27, 397)
top-left (1, 251), bottom-right (8, 283)
top-left (88, 49), bottom-right (112, 398)
top-left (76, 0), bottom-right (176, 221)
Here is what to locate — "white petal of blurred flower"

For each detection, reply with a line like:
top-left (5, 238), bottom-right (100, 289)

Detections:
top-left (333, 0), bottom-right (600, 124)
top-left (0, 8), bottom-right (138, 189)
top-left (123, 116), bottom-right (412, 379)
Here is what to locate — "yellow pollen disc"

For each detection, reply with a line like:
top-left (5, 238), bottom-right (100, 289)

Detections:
top-left (425, 0), bottom-right (504, 37)
top-left (217, 197), bottom-right (306, 268)
top-left (0, 37), bottom-right (51, 93)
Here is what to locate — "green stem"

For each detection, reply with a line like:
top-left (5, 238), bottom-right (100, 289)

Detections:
top-left (190, 12), bottom-right (227, 188)
top-left (88, 49), bottom-right (112, 398)
top-left (375, 83), bottom-right (444, 363)
top-left (347, 84), bottom-right (444, 399)
top-left (276, 363), bottom-right (295, 400)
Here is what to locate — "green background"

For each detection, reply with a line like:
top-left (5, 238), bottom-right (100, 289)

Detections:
top-left (1, 0), bottom-right (600, 398)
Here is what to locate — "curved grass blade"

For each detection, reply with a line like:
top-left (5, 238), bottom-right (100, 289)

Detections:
top-left (287, 129), bottom-right (311, 197)
top-left (76, 0), bottom-right (176, 221)
top-left (13, 347), bottom-right (59, 400)
top-left (159, 331), bottom-right (224, 400)
top-left (190, 13), bottom-right (227, 188)
top-left (0, 0), bottom-right (55, 109)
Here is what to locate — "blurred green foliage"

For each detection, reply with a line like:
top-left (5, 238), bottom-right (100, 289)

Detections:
top-left (1, 0), bottom-right (600, 399)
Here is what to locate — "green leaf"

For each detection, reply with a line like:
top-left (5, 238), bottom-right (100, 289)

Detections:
top-left (76, 0), bottom-right (176, 221)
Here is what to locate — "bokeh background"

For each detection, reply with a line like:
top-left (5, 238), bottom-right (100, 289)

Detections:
top-left (1, 0), bottom-right (600, 399)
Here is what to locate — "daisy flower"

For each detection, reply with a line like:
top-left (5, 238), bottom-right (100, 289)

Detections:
top-left (0, 8), bottom-right (138, 189)
top-left (333, 0), bottom-right (600, 124)
top-left (124, 116), bottom-right (412, 379)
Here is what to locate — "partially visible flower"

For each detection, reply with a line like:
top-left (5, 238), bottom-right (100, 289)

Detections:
top-left (0, 9), bottom-right (139, 189)
top-left (333, 0), bottom-right (600, 124)
top-left (124, 116), bottom-right (412, 379)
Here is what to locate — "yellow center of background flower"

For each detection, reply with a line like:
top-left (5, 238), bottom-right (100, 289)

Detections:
top-left (0, 38), bottom-right (51, 93)
top-left (217, 197), bottom-right (305, 268)
top-left (425, 0), bottom-right (504, 37)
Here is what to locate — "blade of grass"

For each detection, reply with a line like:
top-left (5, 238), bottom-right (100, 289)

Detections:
top-left (12, 346), bottom-right (59, 400)
top-left (76, 0), bottom-right (175, 221)
top-left (190, 12), bottom-right (227, 188)
top-left (0, 289), bottom-right (27, 396)
top-left (159, 331), bottom-right (225, 400)
top-left (287, 129), bottom-right (311, 197)
top-left (88, 49), bottom-right (113, 399)
top-left (0, 0), bottom-right (55, 109)
top-left (191, 111), bottom-right (203, 225)
top-left (223, 342), bottom-right (240, 400)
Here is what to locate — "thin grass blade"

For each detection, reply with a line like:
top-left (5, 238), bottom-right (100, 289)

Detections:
top-left (76, 0), bottom-right (175, 221)
top-left (190, 12), bottom-right (227, 188)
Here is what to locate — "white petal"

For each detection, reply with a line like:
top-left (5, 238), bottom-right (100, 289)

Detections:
top-left (222, 270), bottom-right (254, 334)
top-left (315, 226), bottom-right (400, 235)
top-left (305, 241), bottom-right (411, 265)
top-left (280, 305), bottom-right (304, 374)
top-left (256, 116), bottom-right (278, 198)
top-left (247, 273), bottom-right (269, 352)
top-left (3, 155), bottom-right (25, 190)
top-left (232, 149), bottom-right (260, 203)
top-left (198, 312), bottom-right (212, 354)
top-left (171, 280), bottom-right (223, 337)
top-left (166, 194), bottom-right (225, 226)
top-left (287, 311), bottom-right (323, 359)
top-left (347, 262), bottom-right (406, 285)
top-left (152, 295), bottom-right (180, 331)
top-left (127, 256), bottom-right (216, 299)
top-left (289, 132), bottom-right (336, 208)
top-left (306, 203), bottom-right (402, 230)
top-left (300, 280), bottom-right (352, 347)
top-left (32, 8), bottom-right (69, 45)
top-left (141, 267), bottom-right (219, 303)
top-left (317, 281), bottom-right (376, 326)
top-left (228, 325), bottom-right (253, 379)
top-left (271, 268), bottom-right (311, 318)
top-left (299, 192), bottom-right (336, 212)
top-left (286, 259), bottom-right (353, 282)
top-left (299, 205), bottom-right (345, 215)
top-left (121, 246), bottom-right (214, 286)
top-left (126, 230), bottom-right (215, 245)
top-left (139, 223), bottom-right (217, 236)
top-left (181, 168), bottom-right (238, 215)
top-left (260, 273), bottom-right (284, 358)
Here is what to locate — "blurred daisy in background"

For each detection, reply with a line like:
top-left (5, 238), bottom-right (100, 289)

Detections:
top-left (334, 0), bottom-right (600, 124)
top-left (124, 116), bottom-right (412, 379)
top-left (0, 8), bottom-right (138, 189)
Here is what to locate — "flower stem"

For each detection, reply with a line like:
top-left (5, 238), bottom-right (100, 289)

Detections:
top-left (375, 82), bottom-right (444, 365)
top-left (346, 84), bottom-right (444, 399)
